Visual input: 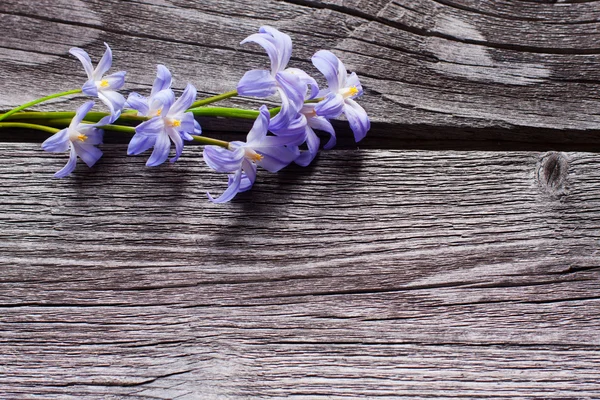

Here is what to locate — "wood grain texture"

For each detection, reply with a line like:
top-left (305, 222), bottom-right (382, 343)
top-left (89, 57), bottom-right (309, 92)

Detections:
top-left (1, 143), bottom-right (600, 398)
top-left (2, 0), bottom-right (600, 144)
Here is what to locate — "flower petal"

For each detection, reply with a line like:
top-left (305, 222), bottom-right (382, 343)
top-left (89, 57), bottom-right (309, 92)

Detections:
top-left (73, 141), bottom-right (102, 168)
top-left (41, 128), bottom-right (70, 153)
top-left (285, 67), bottom-right (319, 100)
top-left (54, 145), bottom-right (78, 178)
top-left (259, 26), bottom-right (292, 72)
top-left (275, 70), bottom-right (305, 111)
top-left (98, 91), bottom-right (126, 122)
top-left (94, 42), bottom-right (113, 79)
top-left (127, 117), bottom-right (164, 155)
top-left (69, 47), bottom-right (94, 80)
top-left (203, 145), bottom-right (244, 173)
top-left (126, 92), bottom-right (150, 116)
top-left (82, 79), bottom-right (98, 97)
top-left (69, 101), bottom-right (95, 129)
top-left (146, 130), bottom-right (171, 167)
top-left (255, 144), bottom-right (299, 173)
top-left (237, 69), bottom-right (277, 98)
top-left (239, 159), bottom-right (257, 192)
top-left (308, 114), bottom-right (336, 150)
top-left (312, 50), bottom-right (341, 93)
top-left (315, 93), bottom-right (345, 119)
top-left (167, 127), bottom-right (184, 163)
top-left (344, 98), bottom-right (370, 142)
top-left (169, 84), bottom-right (197, 116)
top-left (151, 64), bottom-right (172, 96)
top-left (103, 71), bottom-right (126, 90)
top-left (294, 126), bottom-right (320, 167)
top-left (246, 105), bottom-right (270, 144)
top-left (207, 168), bottom-right (243, 204)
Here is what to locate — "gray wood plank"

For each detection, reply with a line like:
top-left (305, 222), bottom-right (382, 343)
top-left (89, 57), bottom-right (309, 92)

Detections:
top-left (1, 143), bottom-right (599, 398)
top-left (2, 0), bottom-right (600, 145)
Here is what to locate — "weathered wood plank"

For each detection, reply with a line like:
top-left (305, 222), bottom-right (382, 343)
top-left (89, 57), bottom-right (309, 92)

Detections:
top-left (1, 143), bottom-right (599, 398)
top-left (2, 0), bottom-right (600, 144)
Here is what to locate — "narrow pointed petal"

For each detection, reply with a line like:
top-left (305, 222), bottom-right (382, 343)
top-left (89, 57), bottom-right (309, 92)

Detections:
top-left (82, 79), bottom-right (98, 97)
top-left (208, 168), bottom-right (243, 203)
top-left (246, 105), bottom-right (270, 144)
top-left (98, 91), bottom-right (126, 122)
top-left (178, 112), bottom-right (197, 136)
top-left (256, 145), bottom-right (299, 173)
top-left (41, 129), bottom-right (70, 153)
top-left (259, 26), bottom-right (292, 72)
top-left (242, 29), bottom-right (286, 74)
top-left (294, 127), bottom-right (320, 167)
top-left (151, 64), bottom-right (172, 96)
top-left (167, 127), bottom-right (185, 163)
top-left (127, 117), bottom-right (164, 155)
top-left (54, 145), bottom-right (78, 178)
top-left (146, 131), bottom-right (171, 167)
top-left (269, 89), bottom-right (299, 133)
top-left (69, 47), bottom-right (94, 80)
top-left (126, 92), bottom-right (150, 116)
top-left (344, 99), bottom-right (370, 142)
top-left (312, 50), bottom-right (341, 93)
top-left (203, 145), bottom-right (244, 173)
top-left (94, 43), bottom-right (113, 79)
top-left (308, 115), bottom-right (336, 149)
top-left (170, 84), bottom-right (197, 116)
top-left (239, 159), bottom-right (257, 192)
top-left (70, 101), bottom-right (95, 129)
top-left (315, 93), bottom-right (345, 119)
top-left (285, 68), bottom-right (320, 100)
top-left (103, 71), bottom-right (126, 90)
top-left (275, 70), bottom-right (305, 111)
top-left (237, 69), bottom-right (277, 98)
top-left (73, 142), bottom-right (102, 168)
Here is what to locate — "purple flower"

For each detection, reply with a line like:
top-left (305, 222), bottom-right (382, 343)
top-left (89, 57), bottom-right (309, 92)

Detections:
top-left (312, 50), bottom-right (370, 142)
top-left (237, 26), bottom-right (318, 127)
top-left (203, 105), bottom-right (300, 203)
top-left (42, 101), bottom-right (109, 178)
top-left (291, 104), bottom-right (337, 167)
top-left (70, 43), bottom-right (126, 122)
top-left (127, 84), bottom-right (201, 166)
top-left (126, 64), bottom-right (172, 117)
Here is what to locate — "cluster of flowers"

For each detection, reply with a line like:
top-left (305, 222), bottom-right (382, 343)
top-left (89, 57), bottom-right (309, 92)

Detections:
top-left (28, 26), bottom-right (370, 202)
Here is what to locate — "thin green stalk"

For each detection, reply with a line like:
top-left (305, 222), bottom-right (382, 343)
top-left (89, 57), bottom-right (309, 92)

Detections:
top-left (191, 135), bottom-right (229, 148)
top-left (0, 122), bottom-right (60, 134)
top-left (189, 90), bottom-right (238, 109)
top-left (5, 111), bottom-right (147, 124)
top-left (189, 107), bottom-right (260, 119)
top-left (0, 89), bottom-right (82, 122)
top-left (96, 124), bottom-right (137, 134)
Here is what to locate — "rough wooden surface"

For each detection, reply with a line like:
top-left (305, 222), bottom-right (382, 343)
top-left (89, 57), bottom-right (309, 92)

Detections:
top-left (3, 0), bottom-right (600, 144)
top-left (2, 0), bottom-right (600, 399)
top-left (1, 144), bottom-right (600, 399)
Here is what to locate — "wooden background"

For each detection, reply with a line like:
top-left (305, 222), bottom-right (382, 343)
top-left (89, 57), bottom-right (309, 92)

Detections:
top-left (1, 1), bottom-right (600, 399)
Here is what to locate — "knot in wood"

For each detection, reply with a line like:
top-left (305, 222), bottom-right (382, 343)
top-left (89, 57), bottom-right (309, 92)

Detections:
top-left (537, 151), bottom-right (569, 197)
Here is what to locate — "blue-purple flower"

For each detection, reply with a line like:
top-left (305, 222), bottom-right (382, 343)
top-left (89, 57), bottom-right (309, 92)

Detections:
top-left (312, 50), bottom-right (370, 142)
top-left (70, 43), bottom-right (126, 122)
top-left (42, 101), bottom-right (109, 178)
top-left (127, 83), bottom-right (201, 166)
top-left (126, 64), bottom-right (172, 117)
top-left (203, 105), bottom-right (300, 203)
top-left (237, 26), bottom-right (318, 129)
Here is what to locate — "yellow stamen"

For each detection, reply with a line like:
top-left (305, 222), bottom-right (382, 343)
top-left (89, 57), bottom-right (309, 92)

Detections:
top-left (77, 133), bottom-right (88, 142)
top-left (100, 79), bottom-right (110, 88)
top-left (169, 119), bottom-right (181, 127)
top-left (342, 86), bottom-right (359, 98)
top-left (156, 109), bottom-right (162, 116)
top-left (250, 153), bottom-right (263, 162)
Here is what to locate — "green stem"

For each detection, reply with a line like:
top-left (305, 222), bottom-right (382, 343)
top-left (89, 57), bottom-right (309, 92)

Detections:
top-left (189, 90), bottom-right (238, 109)
top-left (0, 122), bottom-right (60, 134)
top-left (191, 135), bottom-right (229, 148)
top-left (189, 106), bottom-right (281, 119)
top-left (96, 124), bottom-right (137, 134)
top-left (0, 89), bottom-right (82, 123)
top-left (4, 111), bottom-right (147, 124)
